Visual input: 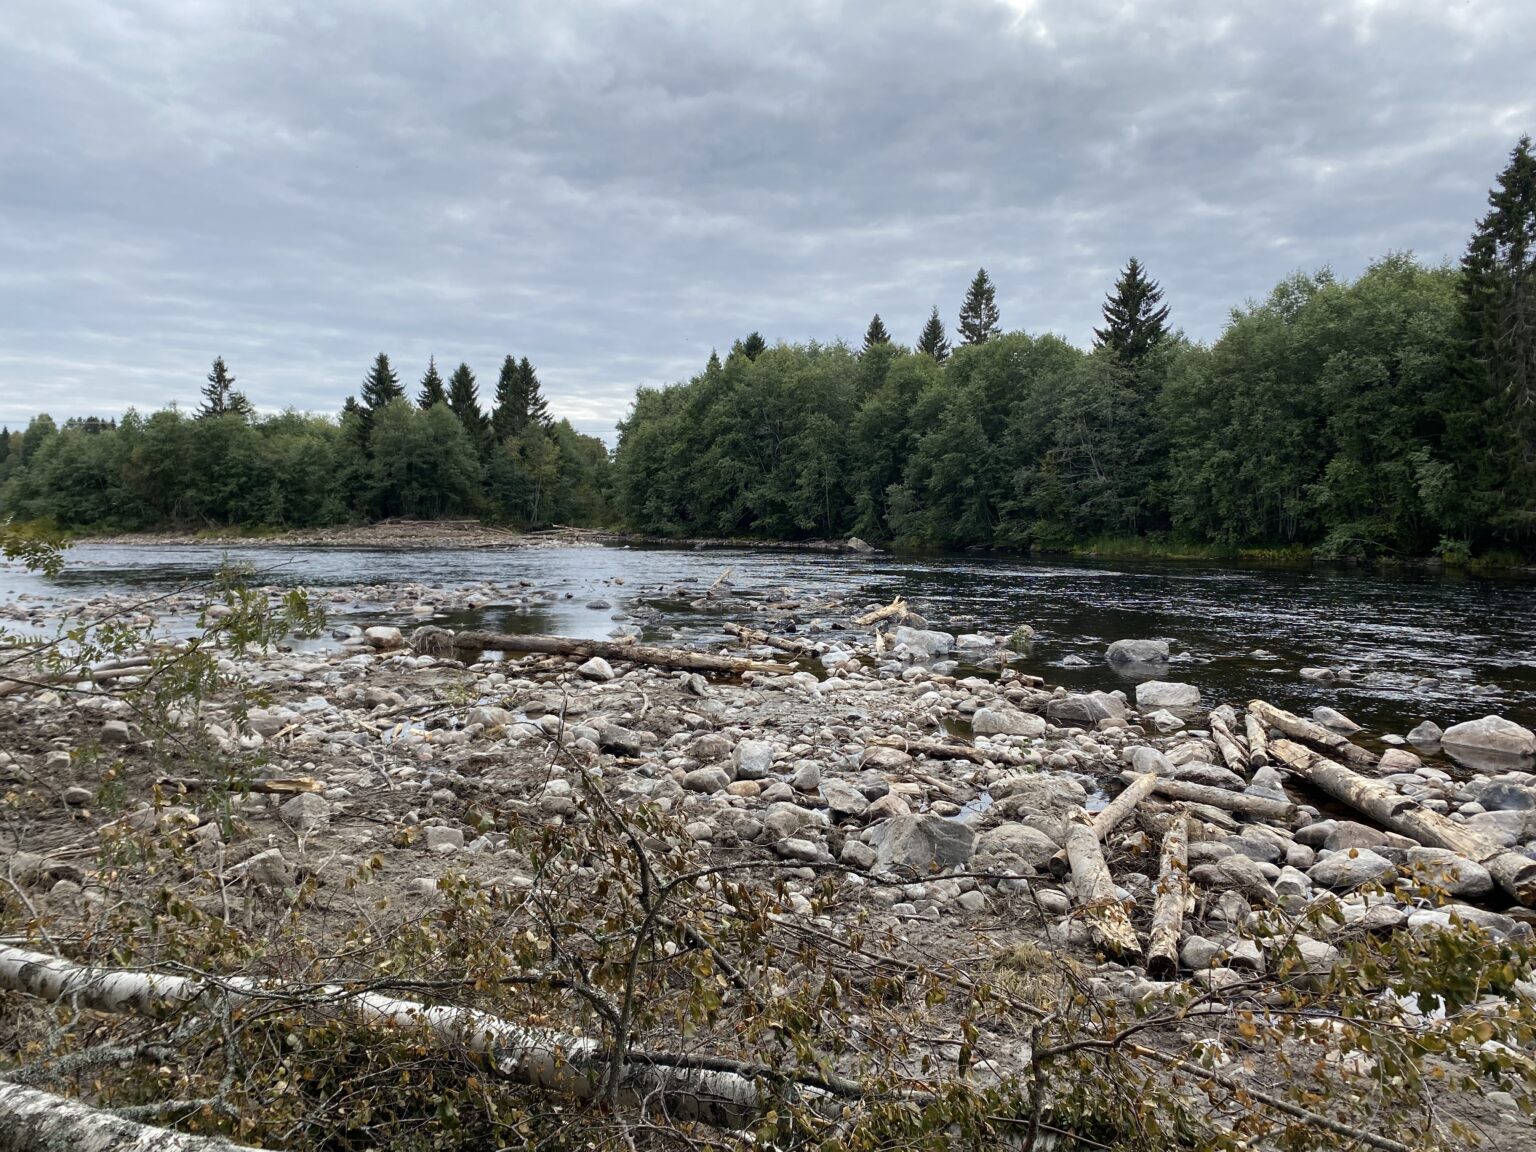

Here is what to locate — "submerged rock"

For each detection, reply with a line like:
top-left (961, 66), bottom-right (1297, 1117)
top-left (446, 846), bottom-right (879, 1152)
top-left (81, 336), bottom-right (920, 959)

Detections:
top-left (1440, 715), bottom-right (1536, 759)
top-left (1135, 681), bottom-right (1200, 709)
top-left (1106, 639), bottom-right (1168, 667)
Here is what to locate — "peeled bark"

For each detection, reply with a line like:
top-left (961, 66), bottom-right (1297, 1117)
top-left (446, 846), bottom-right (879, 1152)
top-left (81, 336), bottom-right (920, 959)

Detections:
top-left (1269, 740), bottom-right (1536, 906)
top-left (1208, 716), bottom-right (1248, 776)
top-left (1247, 700), bottom-right (1377, 771)
top-left (1048, 772), bottom-right (1159, 877)
top-left (1144, 813), bottom-right (1190, 980)
top-left (867, 736), bottom-right (1028, 767)
top-left (1128, 773), bottom-right (1296, 823)
top-left (852, 597), bottom-right (909, 627)
top-left (1243, 711), bottom-right (1271, 768)
top-left (0, 1080), bottom-right (261, 1152)
top-left (722, 623), bottom-right (813, 656)
top-left (412, 629), bottom-right (794, 677)
top-left (1064, 812), bottom-right (1139, 957)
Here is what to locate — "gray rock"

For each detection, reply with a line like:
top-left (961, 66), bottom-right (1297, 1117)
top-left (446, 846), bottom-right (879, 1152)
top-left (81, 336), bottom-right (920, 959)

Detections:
top-left (860, 745), bottom-right (914, 771)
top-left (1376, 748), bottom-right (1423, 773)
top-left (1403, 847), bottom-right (1494, 898)
top-left (100, 720), bottom-right (132, 745)
top-left (954, 889), bottom-right (990, 913)
top-left (1128, 746), bottom-right (1175, 775)
top-left (577, 657), bottom-right (615, 681)
top-left (1106, 639), bottom-right (1169, 666)
top-left (1323, 821), bottom-right (1391, 852)
top-left (733, 739), bottom-right (776, 780)
top-left (1406, 720), bottom-right (1443, 747)
top-left (1046, 694), bottom-right (1111, 728)
top-left (683, 766), bottom-right (732, 794)
top-left (763, 801), bottom-right (817, 841)
top-left (280, 792), bottom-right (332, 829)
top-left (792, 761), bottom-right (822, 792)
top-left (1299, 667), bottom-right (1335, 682)
top-left (594, 721), bottom-right (645, 757)
top-left (1308, 848), bottom-right (1396, 889)
top-left (1146, 709), bottom-right (1186, 732)
top-left (974, 823), bottom-right (1059, 870)
top-left (820, 778), bottom-right (869, 818)
top-left (423, 826), bottom-right (464, 851)
top-left (364, 626), bottom-right (404, 650)
top-left (1173, 763), bottom-right (1246, 790)
top-left (892, 626), bottom-right (955, 658)
top-left (872, 814), bottom-right (975, 875)
top-left (840, 839), bottom-right (877, 870)
top-left (62, 786), bottom-right (94, 807)
top-left (1190, 855), bottom-right (1278, 903)
top-left (466, 705), bottom-right (514, 728)
top-left (1034, 888), bottom-right (1072, 915)
top-left (231, 847), bottom-right (293, 888)
top-left (774, 837), bottom-right (822, 862)
top-left (1441, 715), bottom-right (1536, 758)
top-left (1463, 809), bottom-right (1533, 847)
top-left (1135, 681), bottom-right (1201, 709)
top-left (1312, 706), bottom-right (1362, 733)
top-left (971, 708), bottom-right (1046, 738)
top-left (1477, 779), bottom-right (1536, 811)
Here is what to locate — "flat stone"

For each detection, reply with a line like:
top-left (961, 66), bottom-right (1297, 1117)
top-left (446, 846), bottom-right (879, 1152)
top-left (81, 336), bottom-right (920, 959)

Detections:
top-left (423, 826), bottom-right (464, 851)
top-left (733, 739), bottom-right (776, 780)
top-left (1323, 821), bottom-right (1390, 852)
top-left (974, 822), bottom-right (1059, 870)
top-left (683, 766), bottom-right (731, 794)
top-left (1442, 715), bottom-right (1536, 759)
top-left (774, 837), bottom-right (822, 862)
top-left (971, 708), bottom-right (1046, 738)
top-left (820, 778), bottom-right (869, 818)
top-left (840, 839), bottom-right (877, 870)
top-left (1308, 848), bottom-right (1397, 889)
top-left (1403, 847), bottom-right (1494, 898)
top-left (1312, 706), bottom-right (1362, 733)
top-left (100, 720), bottom-right (132, 745)
top-left (364, 626), bottom-right (404, 650)
top-left (280, 792), bottom-right (332, 829)
top-left (860, 745), bottom-right (914, 770)
top-left (1135, 681), bottom-right (1201, 709)
top-left (892, 626), bottom-right (955, 657)
top-left (1106, 639), bottom-right (1169, 666)
top-left (1377, 748), bottom-right (1423, 773)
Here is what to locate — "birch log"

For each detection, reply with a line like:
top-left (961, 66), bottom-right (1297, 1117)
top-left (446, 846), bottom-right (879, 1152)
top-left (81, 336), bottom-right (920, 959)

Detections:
top-left (1047, 772), bottom-right (1159, 877)
top-left (722, 622), bottom-right (813, 655)
top-left (1247, 700), bottom-right (1377, 771)
top-left (1144, 812), bottom-right (1191, 979)
top-left (0, 946), bottom-right (829, 1131)
top-left (1064, 812), bottom-right (1139, 957)
top-left (0, 1080), bottom-right (262, 1152)
top-left (1208, 716), bottom-right (1249, 776)
top-left (1128, 774), bottom-right (1296, 823)
top-left (1244, 711), bottom-right (1271, 768)
top-left (1268, 740), bottom-right (1536, 907)
top-left (852, 597), bottom-right (909, 627)
top-left (411, 629), bottom-right (794, 677)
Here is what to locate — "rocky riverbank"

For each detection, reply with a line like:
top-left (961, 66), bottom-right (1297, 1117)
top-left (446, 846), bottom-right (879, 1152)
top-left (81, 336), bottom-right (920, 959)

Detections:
top-left (2, 580), bottom-right (1534, 1145)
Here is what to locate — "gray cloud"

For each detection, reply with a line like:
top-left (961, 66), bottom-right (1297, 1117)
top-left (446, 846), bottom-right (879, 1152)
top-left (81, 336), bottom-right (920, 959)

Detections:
top-left (1, 0), bottom-right (1531, 439)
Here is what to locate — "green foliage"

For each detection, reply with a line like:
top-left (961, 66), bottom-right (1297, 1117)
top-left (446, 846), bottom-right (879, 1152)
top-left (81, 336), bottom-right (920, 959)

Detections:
top-left (197, 356), bottom-right (251, 419)
top-left (916, 306), bottom-right (950, 363)
top-left (1094, 256), bottom-right (1171, 362)
top-left (956, 267), bottom-right (1001, 345)
top-left (862, 313), bottom-right (891, 350)
top-left (416, 357), bottom-right (447, 409)
top-left (738, 331), bottom-right (768, 361)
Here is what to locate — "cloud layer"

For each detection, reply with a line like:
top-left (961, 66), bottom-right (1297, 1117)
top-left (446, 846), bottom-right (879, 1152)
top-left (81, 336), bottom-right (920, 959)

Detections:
top-left (2, 0), bottom-right (1531, 439)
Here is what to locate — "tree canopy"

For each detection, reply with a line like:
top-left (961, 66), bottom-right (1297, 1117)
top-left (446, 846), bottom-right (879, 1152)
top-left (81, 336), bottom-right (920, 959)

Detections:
top-left (956, 268), bottom-right (1001, 345)
top-left (916, 307), bottom-right (951, 363)
top-left (416, 357), bottom-right (447, 409)
top-left (1094, 257), bottom-right (1171, 362)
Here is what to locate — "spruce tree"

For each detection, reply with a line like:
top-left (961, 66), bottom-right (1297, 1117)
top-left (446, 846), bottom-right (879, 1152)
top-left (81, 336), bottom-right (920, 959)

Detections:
top-left (447, 362), bottom-right (490, 447)
top-left (417, 357), bottom-right (447, 409)
top-left (739, 332), bottom-right (767, 361)
top-left (705, 349), bottom-right (723, 376)
top-left (491, 355), bottom-right (521, 439)
top-left (956, 269), bottom-right (1001, 345)
top-left (1461, 135), bottom-right (1536, 464)
top-left (198, 356), bottom-right (251, 418)
top-left (516, 357), bottom-right (550, 428)
top-left (863, 314), bottom-right (891, 351)
top-left (0, 427), bottom-right (9, 468)
top-left (1094, 258), bottom-right (1171, 362)
top-left (361, 353), bottom-right (404, 409)
top-left (917, 307), bottom-right (950, 363)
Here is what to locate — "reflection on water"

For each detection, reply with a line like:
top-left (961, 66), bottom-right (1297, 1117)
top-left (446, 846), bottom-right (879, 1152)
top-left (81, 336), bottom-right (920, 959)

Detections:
top-left (3, 543), bottom-right (1534, 737)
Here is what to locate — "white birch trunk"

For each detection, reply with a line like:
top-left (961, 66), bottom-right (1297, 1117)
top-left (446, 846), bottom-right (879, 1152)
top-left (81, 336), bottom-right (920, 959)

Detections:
top-left (0, 1080), bottom-right (261, 1152)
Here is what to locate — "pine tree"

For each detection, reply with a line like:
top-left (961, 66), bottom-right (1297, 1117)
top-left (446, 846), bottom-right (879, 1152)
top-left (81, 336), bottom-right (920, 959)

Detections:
top-left (0, 427), bottom-right (10, 468)
top-left (917, 307), bottom-right (950, 363)
top-left (516, 357), bottom-right (550, 429)
top-left (705, 349), bottom-right (723, 376)
top-left (1094, 258), bottom-right (1171, 362)
top-left (361, 353), bottom-right (404, 409)
top-left (740, 332), bottom-right (767, 361)
top-left (863, 314), bottom-right (891, 351)
top-left (447, 362), bottom-right (489, 447)
top-left (491, 355), bottom-right (521, 440)
top-left (198, 356), bottom-right (251, 418)
top-left (956, 269), bottom-right (1001, 345)
top-left (417, 357), bottom-right (447, 409)
top-left (1461, 135), bottom-right (1536, 465)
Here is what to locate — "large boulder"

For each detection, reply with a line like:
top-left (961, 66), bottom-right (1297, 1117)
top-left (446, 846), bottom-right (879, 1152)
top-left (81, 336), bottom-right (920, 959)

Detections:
top-left (1046, 693), bottom-right (1111, 728)
top-left (1308, 848), bottom-right (1397, 890)
top-left (1106, 639), bottom-right (1169, 667)
top-left (871, 814), bottom-right (975, 875)
top-left (971, 708), bottom-right (1046, 738)
top-left (1440, 716), bottom-right (1536, 759)
top-left (892, 626), bottom-right (955, 658)
top-left (1135, 681), bottom-right (1201, 709)
top-left (1403, 848), bottom-right (1494, 899)
top-left (973, 823), bottom-right (1059, 871)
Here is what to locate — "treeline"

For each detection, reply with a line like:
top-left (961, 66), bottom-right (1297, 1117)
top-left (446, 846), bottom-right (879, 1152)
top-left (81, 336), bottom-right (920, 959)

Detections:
top-left (0, 353), bottom-right (611, 531)
top-left (613, 138), bottom-right (1536, 561)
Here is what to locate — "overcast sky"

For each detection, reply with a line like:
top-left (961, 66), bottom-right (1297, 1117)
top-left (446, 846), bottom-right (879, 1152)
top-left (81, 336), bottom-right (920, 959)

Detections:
top-left (1, 0), bottom-right (1530, 441)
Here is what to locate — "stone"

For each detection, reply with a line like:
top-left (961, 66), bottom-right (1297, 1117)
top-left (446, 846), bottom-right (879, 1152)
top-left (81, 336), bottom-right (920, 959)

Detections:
top-left (1323, 821), bottom-right (1390, 852)
top-left (685, 821), bottom-right (714, 842)
top-left (1046, 694), bottom-right (1111, 728)
top-left (1105, 639), bottom-right (1169, 666)
top-left (971, 708), bottom-right (1046, 738)
top-left (860, 745), bottom-right (914, 770)
top-left (62, 786), bottom-right (93, 807)
top-left (892, 626), bottom-right (955, 658)
top-left (683, 766), bottom-right (731, 794)
top-left (1135, 681), bottom-right (1201, 709)
top-left (1311, 706), bottom-right (1362, 733)
top-left (954, 889), bottom-right (990, 913)
top-left (1299, 667), bottom-right (1335, 682)
top-left (423, 826), bottom-right (464, 851)
top-left (974, 822), bottom-right (1059, 870)
top-left (774, 837), bottom-right (821, 862)
top-left (792, 762), bottom-right (822, 792)
top-left (577, 657), bottom-right (615, 681)
top-left (1034, 888), bottom-right (1071, 915)
top-left (1190, 855), bottom-right (1278, 903)
top-left (1477, 779), bottom-right (1536, 811)
top-left (763, 802), bottom-right (817, 841)
top-left (280, 792), bottom-right (332, 829)
top-left (594, 721), bottom-right (645, 757)
top-left (1403, 847), bottom-right (1494, 898)
top-left (364, 626), bottom-right (405, 650)
top-left (1463, 809), bottom-right (1532, 847)
top-left (872, 814), bottom-right (975, 875)
top-left (1174, 763), bottom-right (1246, 790)
top-left (840, 839), bottom-right (877, 870)
top-left (1147, 709), bottom-right (1185, 732)
top-left (820, 778), bottom-right (869, 818)
top-left (466, 705), bottom-right (514, 729)
top-left (1406, 720), bottom-right (1443, 747)
top-left (1128, 746), bottom-right (1176, 775)
top-left (100, 720), bottom-right (132, 745)
top-left (1308, 848), bottom-right (1396, 889)
top-left (1440, 715), bottom-right (1536, 758)
top-left (1376, 748), bottom-right (1423, 773)
top-left (733, 740), bottom-right (776, 780)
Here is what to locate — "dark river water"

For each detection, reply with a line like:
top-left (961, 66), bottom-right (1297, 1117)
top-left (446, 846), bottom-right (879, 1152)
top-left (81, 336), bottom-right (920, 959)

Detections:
top-left (4, 543), bottom-right (1534, 739)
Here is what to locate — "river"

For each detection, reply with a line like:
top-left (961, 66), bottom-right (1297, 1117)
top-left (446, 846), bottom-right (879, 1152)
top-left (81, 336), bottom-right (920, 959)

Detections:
top-left (3, 543), bottom-right (1534, 740)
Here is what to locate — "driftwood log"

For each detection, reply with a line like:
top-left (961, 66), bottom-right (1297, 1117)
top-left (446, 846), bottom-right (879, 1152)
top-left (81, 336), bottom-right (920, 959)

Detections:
top-left (154, 777), bottom-right (322, 796)
top-left (1247, 700), bottom-right (1377, 771)
top-left (1048, 772), bottom-right (1160, 877)
top-left (411, 628), bottom-right (794, 677)
top-left (867, 736), bottom-right (1028, 767)
top-left (721, 622), bottom-right (814, 656)
top-left (852, 597), bottom-right (909, 627)
top-left (1243, 711), bottom-right (1271, 768)
top-left (1269, 740), bottom-right (1536, 906)
top-left (1128, 773), bottom-right (1297, 823)
top-left (1144, 811), bottom-right (1191, 979)
top-left (1064, 811), bottom-right (1139, 957)
top-left (1208, 716), bottom-right (1248, 776)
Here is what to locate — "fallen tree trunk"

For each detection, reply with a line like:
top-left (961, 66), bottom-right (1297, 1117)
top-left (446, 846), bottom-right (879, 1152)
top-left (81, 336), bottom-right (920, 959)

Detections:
top-left (0, 945), bottom-right (832, 1131)
top-left (0, 1079), bottom-right (261, 1152)
top-left (1064, 812), bottom-right (1139, 957)
top-left (1269, 740), bottom-right (1536, 906)
top-left (1127, 773), bottom-right (1296, 823)
top-left (154, 777), bottom-right (322, 796)
top-left (867, 736), bottom-right (1027, 767)
top-left (1248, 700), bottom-right (1377, 771)
top-left (1243, 711), bottom-right (1271, 768)
top-left (852, 597), bottom-right (908, 627)
top-left (411, 628), bottom-right (794, 677)
top-left (1144, 812), bottom-right (1190, 980)
top-left (722, 622), bottom-right (813, 656)
top-left (1208, 716), bottom-right (1248, 776)
top-left (1048, 772), bottom-right (1160, 877)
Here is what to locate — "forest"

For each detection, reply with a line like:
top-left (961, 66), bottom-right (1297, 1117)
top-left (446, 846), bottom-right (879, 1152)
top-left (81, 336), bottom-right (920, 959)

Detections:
top-left (2, 136), bottom-right (1534, 560)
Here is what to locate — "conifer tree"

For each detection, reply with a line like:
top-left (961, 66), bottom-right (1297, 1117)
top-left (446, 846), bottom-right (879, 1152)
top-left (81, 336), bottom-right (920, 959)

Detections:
top-left (739, 332), bottom-right (768, 361)
top-left (705, 349), bottom-right (723, 376)
top-left (516, 357), bottom-right (551, 429)
top-left (198, 356), bottom-right (251, 418)
top-left (447, 362), bottom-right (490, 447)
top-left (1094, 258), bottom-right (1171, 362)
top-left (361, 353), bottom-right (404, 409)
top-left (956, 269), bottom-right (1001, 345)
top-left (0, 427), bottom-right (9, 468)
top-left (917, 307), bottom-right (950, 363)
top-left (491, 355), bottom-right (521, 440)
top-left (416, 357), bottom-right (447, 409)
top-left (863, 314), bottom-right (891, 351)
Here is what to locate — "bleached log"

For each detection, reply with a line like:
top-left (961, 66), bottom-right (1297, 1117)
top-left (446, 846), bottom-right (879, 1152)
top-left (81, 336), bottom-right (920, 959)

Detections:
top-left (1127, 773), bottom-right (1296, 823)
top-left (0, 1079), bottom-right (261, 1152)
top-left (868, 736), bottom-right (1027, 767)
top-left (411, 629), bottom-right (794, 677)
top-left (154, 778), bottom-right (322, 796)
top-left (1064, 812), bottom-right (1139, 957)
top-left (722, 622), bottom-right (813, 656)
top-left (1048, 772), bottom-right (1160, 877)
top-left (0, 946), bottom-right (830, 1131)
top-left (1144, 812), bottom-right (1191, 980)
top-left (1208, 716), bottom-right (1248, 776)
top-left (852, 597), bottom-right (908, 627)
top-left (1269, 740), bottom-right (1536, 907)
top-left (1247, 700), bottom-right (1377, 771)
top-left (1243, 711), bottom-right (1271, 768)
